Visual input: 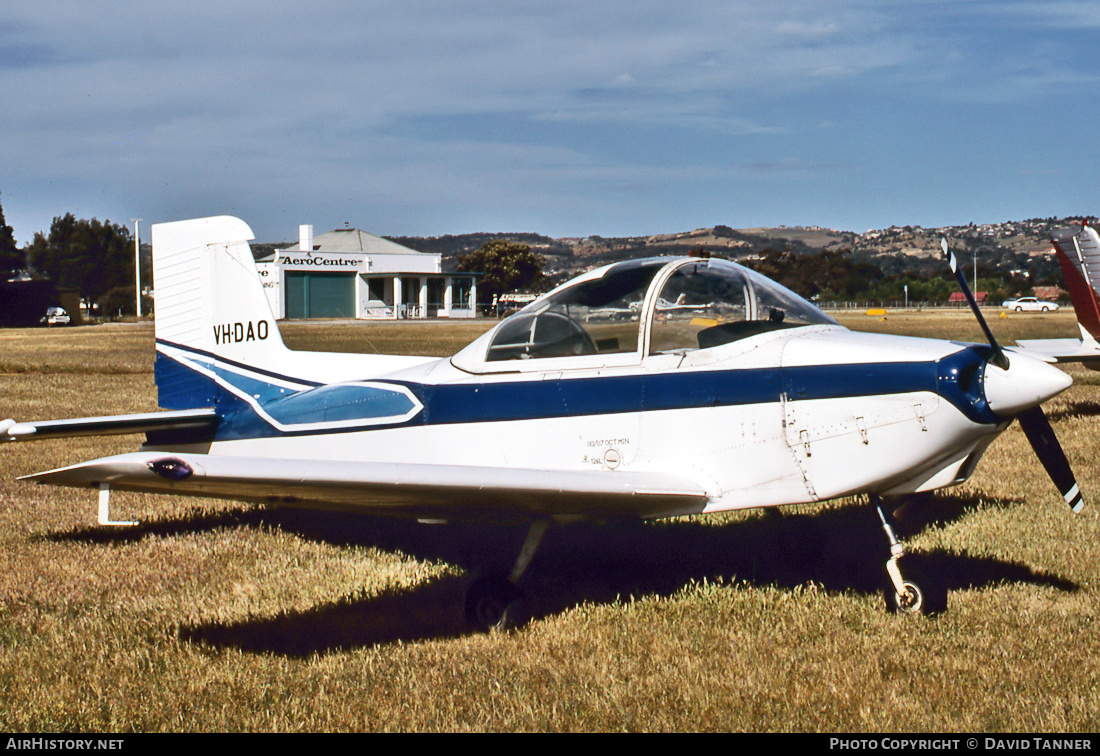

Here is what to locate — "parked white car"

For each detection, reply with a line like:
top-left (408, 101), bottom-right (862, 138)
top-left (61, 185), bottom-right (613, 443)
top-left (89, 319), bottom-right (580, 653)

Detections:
top-left (41, 306), bottom-right (71, 326)
top-left (1002, 297), bottom-right (1058, 312)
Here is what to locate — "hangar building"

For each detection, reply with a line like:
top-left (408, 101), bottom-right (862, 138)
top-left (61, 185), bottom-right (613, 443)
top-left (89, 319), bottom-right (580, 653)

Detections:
top-left (254, 225), bottom-right (478, 320)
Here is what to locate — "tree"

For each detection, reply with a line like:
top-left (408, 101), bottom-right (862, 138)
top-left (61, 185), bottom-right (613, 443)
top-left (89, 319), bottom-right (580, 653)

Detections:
top-left (742, 248), bottom-right (885, 301)
top-left (456, 240), bottom-right (545, 306)
top-left (25, 214), bottom-right (134, 313)
top-left (0, 192), bottom-right (21, 275)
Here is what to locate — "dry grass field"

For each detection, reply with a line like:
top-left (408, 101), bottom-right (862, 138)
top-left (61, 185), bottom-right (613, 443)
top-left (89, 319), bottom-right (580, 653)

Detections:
top-left (1, 310), bottom-right (1098, 732)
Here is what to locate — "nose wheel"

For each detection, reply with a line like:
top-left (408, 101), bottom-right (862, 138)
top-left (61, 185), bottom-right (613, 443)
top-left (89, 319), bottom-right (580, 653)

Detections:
top-left (873, 496), bottom-right (947, 616)
top-left (883, 560), bottom-right (941, 614)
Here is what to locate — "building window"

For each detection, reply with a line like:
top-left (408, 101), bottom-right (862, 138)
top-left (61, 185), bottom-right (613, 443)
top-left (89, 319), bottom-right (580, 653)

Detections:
top-left (453, 278), bottom-right (473, 310)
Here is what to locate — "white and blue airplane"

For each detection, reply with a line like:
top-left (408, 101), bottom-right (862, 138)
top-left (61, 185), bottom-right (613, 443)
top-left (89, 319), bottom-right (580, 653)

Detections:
top-left (0, 217), bottom-right (1085, 630)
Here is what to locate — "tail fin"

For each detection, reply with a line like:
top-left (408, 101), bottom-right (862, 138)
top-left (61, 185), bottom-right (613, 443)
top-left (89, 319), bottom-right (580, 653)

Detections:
top-left (1051, 225), bottom-right (1100, 345)
top-left (152, 216), bottom-right (303, 411)
top-left (152, 216), bottom-right (288, 362)
top-left (151, 215), bottom-right (436, 412)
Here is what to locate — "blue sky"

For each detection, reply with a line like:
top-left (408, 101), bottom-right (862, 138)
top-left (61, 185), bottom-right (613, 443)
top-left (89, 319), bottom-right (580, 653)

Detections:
top-left (3, 1), bottom-right (1100, 244)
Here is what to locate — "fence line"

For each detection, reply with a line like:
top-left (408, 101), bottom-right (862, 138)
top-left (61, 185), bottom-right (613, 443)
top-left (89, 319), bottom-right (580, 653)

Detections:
top-left (816, 301), bottom-right (1010, 311)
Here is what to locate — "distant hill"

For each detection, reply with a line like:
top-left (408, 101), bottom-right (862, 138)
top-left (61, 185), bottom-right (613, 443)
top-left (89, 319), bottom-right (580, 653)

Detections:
top-left (379, 216), bottom-right (1094, 289)
top-left (250, 215), bottom-right (1095, 301)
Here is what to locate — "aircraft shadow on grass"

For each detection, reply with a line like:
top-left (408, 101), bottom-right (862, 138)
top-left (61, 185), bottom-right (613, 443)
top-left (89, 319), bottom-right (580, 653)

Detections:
top-left (46, 492), bottom-right (1071, 657)
top-left (1045, 399), bottom-right (1100, 422)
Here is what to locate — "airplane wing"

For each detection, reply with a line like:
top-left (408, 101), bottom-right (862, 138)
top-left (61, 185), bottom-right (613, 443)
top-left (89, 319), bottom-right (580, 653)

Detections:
top-left (1, 409), bottom-right (219, 441)
top-left (19, 451), bottom-right (712, 521)
top-left (1009, 338), bottom-right (1100, 365)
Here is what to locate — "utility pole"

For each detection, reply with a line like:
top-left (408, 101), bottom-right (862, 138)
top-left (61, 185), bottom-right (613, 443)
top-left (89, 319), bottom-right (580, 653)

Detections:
top-left (131, 219), bottom-right (142, 317)
top-left (973, 249), bottom-right (979, 307)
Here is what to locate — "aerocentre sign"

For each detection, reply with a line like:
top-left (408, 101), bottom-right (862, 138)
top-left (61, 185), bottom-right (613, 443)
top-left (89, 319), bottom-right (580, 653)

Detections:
top-left (278, 253), bottom-right (364, 271)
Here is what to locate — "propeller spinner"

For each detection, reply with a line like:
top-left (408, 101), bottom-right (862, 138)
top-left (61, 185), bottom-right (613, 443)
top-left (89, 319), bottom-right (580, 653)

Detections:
top-left (941, 238), bottom-right (1083, 513)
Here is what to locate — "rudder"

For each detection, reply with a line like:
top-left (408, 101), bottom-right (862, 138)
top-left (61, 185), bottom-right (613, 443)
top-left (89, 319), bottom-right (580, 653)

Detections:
top-left (152, 216), bottom-right (299, 410)
top-left (1051, 225), bottom-right (1100, 344)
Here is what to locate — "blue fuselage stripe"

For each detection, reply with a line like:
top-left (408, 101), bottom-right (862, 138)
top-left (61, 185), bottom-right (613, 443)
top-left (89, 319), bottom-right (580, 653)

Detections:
top-left (156, 342), bottom-right (997, 441)
top-left (155, 339), bottom-right (320, 388)
top-left (405, 363), bottom-right (934, 426)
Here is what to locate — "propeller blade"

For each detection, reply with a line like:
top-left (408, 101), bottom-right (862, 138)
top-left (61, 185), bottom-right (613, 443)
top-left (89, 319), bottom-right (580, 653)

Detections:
top-left (940, 238), bottom-right (1010, 369)
top-left (941, 239), bottom-right (1082, 513)
top-left (1018, 406), bottom-right (1084, 513)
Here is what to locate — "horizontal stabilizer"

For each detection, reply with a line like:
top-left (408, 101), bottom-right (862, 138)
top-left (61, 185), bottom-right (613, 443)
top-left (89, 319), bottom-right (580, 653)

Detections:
top-left (1010, 337), bottom-right (1100, 365)
top-left (2, 409), bottom-right (219, 442)
top-left (21, 452), bottom-right (711, 520)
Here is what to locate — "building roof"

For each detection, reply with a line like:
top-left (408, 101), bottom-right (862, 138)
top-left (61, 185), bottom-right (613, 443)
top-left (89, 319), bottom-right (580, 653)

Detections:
top-left (287, 228), bottom-right (423, 255)
top-left (948, 291), bottom-right (988, 302)
top-left (1033, 286), bottom-right (1066, 300)
top-left (255, 228), bottom-right (428, 262)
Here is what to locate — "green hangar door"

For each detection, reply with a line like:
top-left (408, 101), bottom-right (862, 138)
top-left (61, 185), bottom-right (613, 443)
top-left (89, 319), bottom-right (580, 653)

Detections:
top-left (285, 272), bottom-right (355, 319)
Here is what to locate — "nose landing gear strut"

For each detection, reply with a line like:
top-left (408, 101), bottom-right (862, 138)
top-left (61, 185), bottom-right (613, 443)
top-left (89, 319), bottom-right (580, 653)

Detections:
top-left (873, 495), bottom-right (947, 615)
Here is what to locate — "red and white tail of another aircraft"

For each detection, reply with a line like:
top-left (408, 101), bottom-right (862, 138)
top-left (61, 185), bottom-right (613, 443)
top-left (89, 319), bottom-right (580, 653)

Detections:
top-left (1011, 224), bottom-right (1100, 369)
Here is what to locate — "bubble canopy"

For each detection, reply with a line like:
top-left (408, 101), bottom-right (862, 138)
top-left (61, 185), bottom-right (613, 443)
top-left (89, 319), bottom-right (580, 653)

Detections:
top-left (451, 257), bottom-right (838, 373)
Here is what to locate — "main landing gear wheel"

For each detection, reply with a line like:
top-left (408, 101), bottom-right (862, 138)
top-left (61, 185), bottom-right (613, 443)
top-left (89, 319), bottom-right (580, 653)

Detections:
top-left (465, 576), bottom-right (526, 632)
top-left (464, 519), bottom-right (549, 633)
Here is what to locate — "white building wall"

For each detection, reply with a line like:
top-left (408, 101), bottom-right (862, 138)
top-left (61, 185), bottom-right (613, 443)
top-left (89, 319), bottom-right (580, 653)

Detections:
top-left (370, 253), bottom-right (440, 274)
top-left (263, 230), bottom-right (476, 319)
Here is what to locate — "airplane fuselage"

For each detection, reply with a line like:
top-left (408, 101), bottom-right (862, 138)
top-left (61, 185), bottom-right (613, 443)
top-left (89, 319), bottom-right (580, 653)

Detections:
top-left (151, 325), bottom-right (1005, 520)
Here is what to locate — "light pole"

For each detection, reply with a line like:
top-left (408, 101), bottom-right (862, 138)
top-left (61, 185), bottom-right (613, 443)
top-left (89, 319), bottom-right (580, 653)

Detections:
top-left (131, 219), bottom-right (142, 317)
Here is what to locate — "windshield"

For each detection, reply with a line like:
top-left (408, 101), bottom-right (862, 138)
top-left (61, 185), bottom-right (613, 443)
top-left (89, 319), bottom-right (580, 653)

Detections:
top-left (650, 259), bottom-right (838, 353)
top-left (481, 256), bottom-right (837, 364)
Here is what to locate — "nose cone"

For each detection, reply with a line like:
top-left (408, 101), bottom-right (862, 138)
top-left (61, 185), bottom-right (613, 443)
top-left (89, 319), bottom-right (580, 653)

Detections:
top-left (984, 353), bottom-right (1073, 417)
